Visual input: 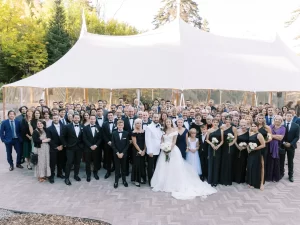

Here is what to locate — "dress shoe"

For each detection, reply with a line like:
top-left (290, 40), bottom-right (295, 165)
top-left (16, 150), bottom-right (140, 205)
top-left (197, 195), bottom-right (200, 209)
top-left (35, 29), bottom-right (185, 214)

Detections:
top-left (123, 181), bottom-right (128, 187)
top-left (289, 177), bottom-right (294, 182)
top-left (27, 165), bottom-right (32, 170)
top-left (74, 176), bottom-right (81, 181)
top-left (141, 179), bottom-right (146, 184)
top-left (114, 183), bottom-right (118, 189)
top-left (16, 164), bottom-right (24, 169)
top-left (49, 177), bottom-right (54, 184)
top-left (93, 173), bottom-right (99, 180)
top-left (65, 178), bottom-right (72, 186)
top-left (57, 174), bottom-right (65, 179)
top-left (110, 167), bottom-right (115, 172)
top-left (104, 172), bottom-right (110, 179)
top-left (87, 176), bottom-right (91, 182)
top-left (9, 165), bottom-right (14, 171)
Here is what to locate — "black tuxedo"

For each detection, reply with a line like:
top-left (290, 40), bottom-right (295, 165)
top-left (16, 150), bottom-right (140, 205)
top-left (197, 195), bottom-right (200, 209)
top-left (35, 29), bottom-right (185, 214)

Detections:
top-left (102, 121), bottom-right (116, 172)
top-left (292, 117), bottom-right (300, 127)
top-left (47, 123), bottom-right (66, 178)
top-left (111, 130), bottom-right (129, 183)
top-left (123, 116), bottom-right (136, 174)
top-left (61, 123), bottom-right (84, 179)
top-left (83, 124), bottom-right (102, 176)
top-left (114, 117), bottom-right (130, 132)
top-left (280, 121), bottom-right (300, 177)
top-left (199, 133), bottom-right (208, 179)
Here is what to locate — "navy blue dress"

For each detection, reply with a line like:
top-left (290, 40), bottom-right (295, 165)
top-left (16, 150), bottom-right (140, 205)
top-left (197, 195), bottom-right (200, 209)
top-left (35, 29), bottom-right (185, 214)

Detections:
top-left (176, 129), bottom-right (188, 159)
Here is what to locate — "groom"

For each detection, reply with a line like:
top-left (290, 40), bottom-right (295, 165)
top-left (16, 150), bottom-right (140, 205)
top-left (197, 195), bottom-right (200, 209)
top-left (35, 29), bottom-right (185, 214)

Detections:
top-left (145, 113), bottom-right (163, 186)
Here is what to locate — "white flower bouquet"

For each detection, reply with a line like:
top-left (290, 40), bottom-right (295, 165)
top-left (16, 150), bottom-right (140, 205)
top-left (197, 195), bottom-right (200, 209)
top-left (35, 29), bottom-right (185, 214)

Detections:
top-left (160, 143), bottom-right (172, 162)
top-left (248, 142), bottom-right (257, 153)
top-left (227, 133), bottom-right (234, 154)
top-left (211, 137), bottom-right (219, 157)
top-left (238, 142), bottom-right (247, 157)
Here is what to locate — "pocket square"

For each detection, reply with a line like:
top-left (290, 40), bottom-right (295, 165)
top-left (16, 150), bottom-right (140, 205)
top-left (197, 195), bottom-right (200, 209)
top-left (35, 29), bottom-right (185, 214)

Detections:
top-left (122, 138), bottom-right (126, 140)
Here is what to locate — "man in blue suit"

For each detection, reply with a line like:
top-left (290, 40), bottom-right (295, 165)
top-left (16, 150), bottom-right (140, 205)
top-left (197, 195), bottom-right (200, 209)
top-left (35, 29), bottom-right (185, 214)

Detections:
top-left (0, 110), bottom-right (23, 171)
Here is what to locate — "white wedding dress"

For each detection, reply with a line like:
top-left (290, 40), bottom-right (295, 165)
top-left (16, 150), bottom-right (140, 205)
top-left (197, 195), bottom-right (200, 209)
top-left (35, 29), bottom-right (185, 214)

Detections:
top-left (151, 131), bottom-right (217, 200)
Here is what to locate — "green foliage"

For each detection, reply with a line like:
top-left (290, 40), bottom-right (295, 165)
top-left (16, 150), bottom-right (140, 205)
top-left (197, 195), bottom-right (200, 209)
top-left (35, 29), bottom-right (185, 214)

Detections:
top-left (153, 0), bottom-right (205, 30)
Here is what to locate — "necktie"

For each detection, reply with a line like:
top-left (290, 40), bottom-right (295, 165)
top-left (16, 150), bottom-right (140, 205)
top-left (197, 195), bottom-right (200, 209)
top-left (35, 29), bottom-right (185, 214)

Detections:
top-left (287, 122), bottom-right (290, 131)
top-left (10, 121), bottom-right (16, 138)
top-left (269, 117), bottom-right (272, 124)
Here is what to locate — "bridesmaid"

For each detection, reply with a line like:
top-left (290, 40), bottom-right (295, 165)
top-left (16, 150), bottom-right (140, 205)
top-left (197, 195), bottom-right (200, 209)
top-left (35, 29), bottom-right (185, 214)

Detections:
top-left (233, 119), bottom-right (249, 183)
top-left (190, 113), bottom-right (203, 139)
top-left (247, 122), bottom-right (265, 190)
top-left (82, 112), bottom-right (90, 126)
top-left (176, 118), bottom-right (188, 159)
top-left (266, 115), bottom-right (285, 182)
top-left (245, 115), bottom-right (253, 129)
top-left (21, 109), bottom-right (34, 170)
top-left (131, 119), bottom-right (146, 187)
top-left (220, 116), bottom-right (237, 186)
top-left (159, 112), bottom-right (168, 129)
top-left (206, 118), bottom-right (224, 187)
top-left (257, 113), bottom-right (272, 185)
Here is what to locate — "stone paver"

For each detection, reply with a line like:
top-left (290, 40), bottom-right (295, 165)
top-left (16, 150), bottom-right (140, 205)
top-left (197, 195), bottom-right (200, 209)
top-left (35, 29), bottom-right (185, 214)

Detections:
top-left (0, 143), bottom-right (299, 225)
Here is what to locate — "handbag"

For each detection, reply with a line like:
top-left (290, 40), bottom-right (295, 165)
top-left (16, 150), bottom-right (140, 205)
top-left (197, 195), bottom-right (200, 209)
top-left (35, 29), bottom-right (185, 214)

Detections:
top-left (30, 152), bottom-right (38, 165)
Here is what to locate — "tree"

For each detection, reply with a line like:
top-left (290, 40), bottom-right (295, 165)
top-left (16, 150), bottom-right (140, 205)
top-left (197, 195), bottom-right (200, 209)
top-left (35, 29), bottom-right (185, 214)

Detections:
top-left (153, 0), bottom-right (203, 29)
top-left (285, 8), bottom-right (300, 40)
top-left (45, 0), bottom-right (71, 66)
top-left (201, 19), bottom-right (210, 32)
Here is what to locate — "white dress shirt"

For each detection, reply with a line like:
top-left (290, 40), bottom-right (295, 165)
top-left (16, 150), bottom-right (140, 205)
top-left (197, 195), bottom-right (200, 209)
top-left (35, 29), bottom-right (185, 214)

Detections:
top-left (129, 118), bottom-right (134, 130)
top-left (118, 130), bottom-right (123, 140)
top-left (109, 121), bottom-right (113, 133)
top-left (54, 124), bottom-right (60, 136)
top-left (73, 123), bottom-right (80, 137)
top-left (97, 116), bottom-right (104, 127)
top-left (90, 124), bottom-right (95, 137)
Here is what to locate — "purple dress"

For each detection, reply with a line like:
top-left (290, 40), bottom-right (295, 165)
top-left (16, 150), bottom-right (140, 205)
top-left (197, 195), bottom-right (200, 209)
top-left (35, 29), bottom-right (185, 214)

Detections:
top-left (266, 125), bottom-right (286, 182)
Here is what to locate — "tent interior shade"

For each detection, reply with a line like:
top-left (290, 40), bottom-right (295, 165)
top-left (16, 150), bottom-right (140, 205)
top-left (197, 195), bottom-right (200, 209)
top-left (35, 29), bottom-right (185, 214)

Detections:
top-left (3, 18), bottom-right (300, 92)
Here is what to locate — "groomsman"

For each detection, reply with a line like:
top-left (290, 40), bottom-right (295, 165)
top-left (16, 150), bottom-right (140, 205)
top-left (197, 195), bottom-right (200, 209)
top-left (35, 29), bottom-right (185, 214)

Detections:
top-left (199, 125), bottom-right (209, 181)
top-left (0, 110), bottom-right (23, 171)
top-left (47, 115), bottom-right (65, 183)
top-left (83, 115), bottom-right (102, 182)
top-left (281, 111), bottom-right (300, 182)
top-left (61, 114), bottom-right (84, 186)
top-left (96, 108), bottom-right (105, 127)
top-left (123, 107), bottom-right (135, 175)
top-left (102, 112), bottom-right (116, 179)
top-left (265, 107), bottom-right (275, 126)
top-left (142, 112), bottom-right (151, 130)
top-left (59, 108), bottom-right (67, 126)
top-left (111, 120), bottom-right (129, 188)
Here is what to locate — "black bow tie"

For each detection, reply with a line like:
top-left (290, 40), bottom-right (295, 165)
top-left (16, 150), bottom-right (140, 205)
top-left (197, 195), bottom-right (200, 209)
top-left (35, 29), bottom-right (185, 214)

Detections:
top-left (184, 120), bottom-right (188, 122)
top-left (172, 117), bottom-right (176, 119)
top-left (129, 118), bottom-right (134, 120)
top-left (98, 118), bottom-right (102, 120)
top-left (118, 131), bottom-right (123, 133)
top-left (74, 125), bottom-right (79, 127)
top-left (91, 125), bottom-right (95, 128)
top-left (156, 124), bottom-right (160, 128)
top-left (109, 122), bottom-right (113, 124)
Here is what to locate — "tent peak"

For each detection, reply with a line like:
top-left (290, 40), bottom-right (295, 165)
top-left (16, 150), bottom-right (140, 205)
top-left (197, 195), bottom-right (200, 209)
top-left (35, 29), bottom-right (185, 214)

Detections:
top-left (79, 9), bottom-right (87, 39)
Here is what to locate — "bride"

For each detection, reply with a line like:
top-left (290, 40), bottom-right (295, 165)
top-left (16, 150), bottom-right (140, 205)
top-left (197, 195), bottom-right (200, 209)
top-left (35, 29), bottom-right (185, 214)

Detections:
top-left (151, 118), bottom-right (217, 200)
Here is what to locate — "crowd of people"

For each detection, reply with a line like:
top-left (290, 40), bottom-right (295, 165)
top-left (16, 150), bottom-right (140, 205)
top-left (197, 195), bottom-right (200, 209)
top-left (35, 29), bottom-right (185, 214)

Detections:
top-left (0, 97), bottom-right (299, 194)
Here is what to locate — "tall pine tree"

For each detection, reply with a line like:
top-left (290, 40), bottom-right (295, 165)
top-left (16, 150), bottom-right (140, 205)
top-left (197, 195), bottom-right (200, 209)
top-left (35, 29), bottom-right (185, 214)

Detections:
top-left (45, 0), bottom-right (71, 66)
top-left (153, 0), bottom-right (203, 30)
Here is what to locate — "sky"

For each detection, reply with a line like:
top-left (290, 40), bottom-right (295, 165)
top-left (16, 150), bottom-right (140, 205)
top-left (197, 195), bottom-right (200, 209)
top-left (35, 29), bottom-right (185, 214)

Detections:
top-left (92, 0), bottom-right (300, 52)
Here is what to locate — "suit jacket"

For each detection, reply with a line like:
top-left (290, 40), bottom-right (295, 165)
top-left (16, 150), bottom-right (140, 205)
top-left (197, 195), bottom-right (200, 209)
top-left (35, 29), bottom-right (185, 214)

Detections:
top-left (199, 133), bottom-right (208, 153)
top-left (265, 115), bottom-right (275, 126)
top-left (15, 114), bottom-right (25, 122)
top-left (102, 121), bottom-right (115, 144)
top-left (123, 116), bottom-right (136, 135)
top-left (82, 124), bottom-right (102, 152)
top-left (292, 117), bottom-right (300, 126)
top-left (61, 123), bottom-right (84, 150)
top-left (95, 116), bottom-right (105, 128)
top-left (46, 123), bottom-right (63, 152)
top-left (283, 121), bottom-right (300, 149)
top-left (111, 130), bottom-right (129, 155)
top-left (145, 122), bottom-right (163, 155)
top-left (0, 119), bottom-right (22, 143)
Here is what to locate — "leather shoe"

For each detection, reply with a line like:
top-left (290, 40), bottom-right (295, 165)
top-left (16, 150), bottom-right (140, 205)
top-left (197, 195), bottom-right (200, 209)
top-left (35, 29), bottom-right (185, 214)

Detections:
top-left (94, 173), bottom-right (99, 180)
top-left (110, 167), bottom-right (115, 172)
top-left (65, 178), bottom-right (71, 186)
top-left (123, 181), bottom-right (128, 187)
top-left (104, 172), bottom-right (110, 179)
top-left (74, 176), bottom-right (81, 181)
top-left (114, 183), bottom-right (118, 189)
top-left (289, 177), bottom-right (294, 182)
top-left (9, 165), bottom-right (14, 171)
top-left (16, 164), bottom-right (23, 169)
top-left (87, 176), bottom-right (91, 182)
top-left (49, 177), bottom-right (54, 184)
top-left (57, 174), bottom-right (65, 179)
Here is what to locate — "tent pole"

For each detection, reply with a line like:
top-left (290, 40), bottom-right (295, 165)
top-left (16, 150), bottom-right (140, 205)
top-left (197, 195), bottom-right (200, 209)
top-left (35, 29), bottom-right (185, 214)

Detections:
top-left (66, 88), bottom-right (69, 103)
top-left (109, 89), bottom-right (112, 107)
top-left (284, 92), bottom-right (287, 105)
top-left (3, 87), bottom-right (6, 120)
top-left (83, 88), bottom-right (87, 102)
top-left (251, 92), bottom-right (255, 106)
top-left (137, 89), bottom-right (141, 108)
top-left (219, 90), bottom-right (222, 104)
top-left (243, 92), bottom-right (247, 105)
top-left (20, 87), bottom-right (23, 107)
top-left (45, 88), bottom-right (49, 106)
top-left (151, 89), bottom-right (154, 101)
top-left (30, 87), bottom-right (33, 104)
top-left (207, 89), bottom-right (211, 103)
top-left (269, 92), bottom-right (273, 105)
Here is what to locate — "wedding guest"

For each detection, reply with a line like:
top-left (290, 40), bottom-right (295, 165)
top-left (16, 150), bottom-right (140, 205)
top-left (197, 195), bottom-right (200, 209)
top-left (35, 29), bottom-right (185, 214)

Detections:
top-left (176, 118), bottom-right (188, 159)
top-left (111, 120), bottom-right (129, 189)
top-left (142, 112), bottom-right (150, 130)
top-left (32, 110), bottom-right (42, 129)
top-left (266, 108), bottom-right (275, 126)
top-left (59, 109), bottom-right (67, 126)
top-left (67, 113), bottom-right (73, 124)
top-left (247, 122), bottom-right (265, 190)
top-left (266, 115), bottom-right (285, 182)
top-left (295, 100), bottom-right (300, 117)
top-left (206, 118), bottom-right (224, 187)
top-left (83, 115), bottom-right (102, 182)
top-left (257, 113), bottom-right (272, 184)
top-left (159, 112), bottom-right (168, 128)
top-left (261, 108), bottom-right (267, 117)
top-left (199, 125), bottom-right (208, 181)
top-left (96, 108), bottom-right (105, 127)
top-left (131, 119), bottom-right (146, 187)
top-left (281, 111), bottom-right (300, 182)
top-left (220, 116), bottom-right (237, 186)
top-left (0, 110), bottom-right (23, 171)
top-left (190, 113), bottom-right (203, 139)
top-left (43, 112), bottom-right (52, 128)
top-left (47, 115), bottom-right (65, 184)
top-left (16, 106), bottom-right (27, 122)
top-left (206, 115), bottom-right (213, 129)
top-left (186, 128), bottom-right (201, 176)
top-left (245, 115), bottom-right (253, 129)
top-left (61, 114), bottom-right (84, 186)
top-left (21, 109), bottom-right (34, 170)
top-left (32, 120), bottom-right (51, 182)
top-left (282, 106), bottom-right (288, 114)
top-left (233, 119), bottom-right (248, 183)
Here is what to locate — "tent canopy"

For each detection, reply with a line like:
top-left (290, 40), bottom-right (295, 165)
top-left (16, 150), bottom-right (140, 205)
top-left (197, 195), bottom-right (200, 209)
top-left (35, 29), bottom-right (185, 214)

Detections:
top-left (4, 17), bottom-right (300, 92)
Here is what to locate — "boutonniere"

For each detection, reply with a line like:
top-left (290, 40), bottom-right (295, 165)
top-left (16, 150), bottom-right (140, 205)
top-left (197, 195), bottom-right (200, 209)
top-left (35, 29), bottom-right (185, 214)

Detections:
top-left (95, 128), bottom-right (99, 133)
top-left (80, 127), bottom-right (83, 130)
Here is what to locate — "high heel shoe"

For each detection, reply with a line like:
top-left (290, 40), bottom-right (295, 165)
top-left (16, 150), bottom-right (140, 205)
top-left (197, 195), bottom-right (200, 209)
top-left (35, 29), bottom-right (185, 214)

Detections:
top-left (27, 165), bottom-right (32, 170)
top-left (135, 182), bottom-right (140, 187)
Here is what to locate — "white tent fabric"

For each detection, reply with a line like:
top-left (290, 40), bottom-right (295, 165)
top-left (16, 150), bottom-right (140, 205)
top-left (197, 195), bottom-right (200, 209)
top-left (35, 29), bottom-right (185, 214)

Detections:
top-left (4, 18), bottom-right (300, 92)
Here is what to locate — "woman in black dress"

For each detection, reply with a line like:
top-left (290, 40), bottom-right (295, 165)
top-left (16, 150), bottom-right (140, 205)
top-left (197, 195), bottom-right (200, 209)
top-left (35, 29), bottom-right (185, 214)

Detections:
top-left (247, 122), bottom-right (265, 190)
top-left (131, 119), bottom-right (146, 187)
top-left (176, 118), bottom-right (188, 159)
top-left (32, 110), bottom-right (42, 130)
top-left (233, 119), bottom-right (249, 183)
top-left (21, 109), bottom-right (34, 170)
top-left (190, 113), bottom-right (203, 139)
top-left (206, 118), bottom-right (224, 187)
top-left (220, 116), bottom-right (237, 186)
top-left (257, 113), bottom-right (272, 186)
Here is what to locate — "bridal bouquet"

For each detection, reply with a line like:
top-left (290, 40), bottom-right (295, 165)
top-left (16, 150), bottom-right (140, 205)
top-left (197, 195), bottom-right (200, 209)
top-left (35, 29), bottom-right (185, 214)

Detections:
top-left (227, 133), bottom-right (234, 154)
top-left (160, 143), bottom-right (172, 162)
top-left (238, 142), bottom-right (247, 158)
top-left (248, 142), bottom-right (257, 153)
top-left (211, 137), bottom-right (219, 157)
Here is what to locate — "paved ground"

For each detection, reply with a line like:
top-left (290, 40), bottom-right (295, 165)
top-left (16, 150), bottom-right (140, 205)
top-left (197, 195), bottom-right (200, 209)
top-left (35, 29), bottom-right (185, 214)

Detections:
top-left (0, 143), bottom-right (299, 225)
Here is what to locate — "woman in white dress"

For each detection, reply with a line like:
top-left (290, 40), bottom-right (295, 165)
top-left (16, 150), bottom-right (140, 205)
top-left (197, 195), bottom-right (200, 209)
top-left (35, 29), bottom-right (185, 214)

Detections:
top-left (151, 119), bottom-right (217, 200)
top-left (186, 128), bottom-right (202, 176)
